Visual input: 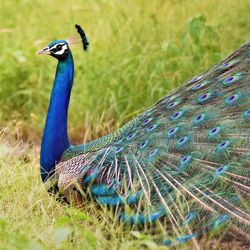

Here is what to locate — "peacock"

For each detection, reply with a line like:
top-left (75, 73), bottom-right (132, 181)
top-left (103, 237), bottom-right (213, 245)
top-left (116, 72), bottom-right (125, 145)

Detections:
top-left (38, 24), bottom-right (250, 247)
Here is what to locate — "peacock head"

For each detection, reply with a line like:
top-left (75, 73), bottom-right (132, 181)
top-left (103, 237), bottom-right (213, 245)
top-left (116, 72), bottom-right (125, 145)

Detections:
top-left (37, 40), bottom-right (70, 60)
top-left (37, 24), bottom-right (89, 61)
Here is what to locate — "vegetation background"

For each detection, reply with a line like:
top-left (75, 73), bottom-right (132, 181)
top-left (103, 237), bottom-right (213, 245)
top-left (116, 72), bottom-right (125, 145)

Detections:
top-left (0, 0), bottom-right (249, 249)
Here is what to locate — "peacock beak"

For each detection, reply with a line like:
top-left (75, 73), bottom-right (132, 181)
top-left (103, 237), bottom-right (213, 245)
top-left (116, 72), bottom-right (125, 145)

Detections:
top-left (37, 47), bottom-right (50, 55)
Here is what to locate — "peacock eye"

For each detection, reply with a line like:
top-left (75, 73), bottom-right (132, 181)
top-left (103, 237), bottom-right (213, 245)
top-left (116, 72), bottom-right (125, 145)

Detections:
top-left (57, 45), bottom-right (62, 50)
top-left (50, 48), bottom-right (57, 53)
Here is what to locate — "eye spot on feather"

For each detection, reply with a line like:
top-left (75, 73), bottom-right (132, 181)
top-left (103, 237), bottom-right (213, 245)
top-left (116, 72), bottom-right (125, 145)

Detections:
top-left (140, 139), bottom-right (149, 149)
top-left (225, 94), bottom-right (240, 105)
top-left (197, 92), bottom-right (213, 104)
top-left (179, 154), bottom-right (192, 169)
top-left (127, 133), bottom-right (136, 140)
top-left (167, 102), bottom-right (175, 108)
top-left (167, 126), bottom-right (179, 138)
top-left (115, 146), bottom-right (124, 154)
top-left (244, 109), bottom-right (250, 119)
top-left (148, 149), bottom-right (158, 159)
top-left (216, 140), bottom-right (231, 153)
top-left (167, 100), bottom-right (180, 109)
top-left (222, 73), bottom-right (241, 87)
top-left (142, 117), bottom-right (153, 125)
top-left (215, 165), bottom-right (229, 176)
top-left (180, 154), bottom-right (192, 164)
top-left (193, 113), bottom-right (207, 125)
top-left (221, 62), bottom-right (230, 68)
top-left (192, 80), bottom-right (210, 90)
top-left (171, 111), bottom-right (183, 121)
top-left (160, 95), bottom-right (178, 106)
top-left (146, 124), bottom-right (158, 132)
top-left (219, 59), bottom-right (238, 69)
top-left (177, 136), bottom-right (190, 148)
top-left (187, 75), bottom-right (203, 84)
top-left (192, 83), bottom-right (202, 90)
top-left (208, 126), bottom-right (221, 138)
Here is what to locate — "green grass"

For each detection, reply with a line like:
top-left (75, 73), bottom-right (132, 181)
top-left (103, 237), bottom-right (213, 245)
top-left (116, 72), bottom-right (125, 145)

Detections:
top-left (0, 0), bottom-right (249, 249)
top-left (0, 133), bottom-right (235, 250)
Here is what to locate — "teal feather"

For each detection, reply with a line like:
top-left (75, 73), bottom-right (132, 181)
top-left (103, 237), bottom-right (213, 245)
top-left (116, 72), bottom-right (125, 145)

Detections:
top-left (39, 29), bottom-right (250, 247)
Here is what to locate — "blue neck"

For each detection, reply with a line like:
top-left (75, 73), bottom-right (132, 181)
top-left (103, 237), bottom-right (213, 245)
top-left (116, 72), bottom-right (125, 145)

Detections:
top-left (40, 52), bottom-right (74, 182)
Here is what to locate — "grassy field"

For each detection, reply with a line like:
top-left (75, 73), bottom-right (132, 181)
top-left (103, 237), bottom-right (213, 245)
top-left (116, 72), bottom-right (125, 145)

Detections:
top-left (0, 0), bottom-right (249, 249)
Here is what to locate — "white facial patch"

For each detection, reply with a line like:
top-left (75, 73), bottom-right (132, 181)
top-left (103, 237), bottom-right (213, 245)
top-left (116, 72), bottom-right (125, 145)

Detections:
top-left (50, 43), bottom-right (68, 55)
top-left (54, 44), bottom-right (68, 55)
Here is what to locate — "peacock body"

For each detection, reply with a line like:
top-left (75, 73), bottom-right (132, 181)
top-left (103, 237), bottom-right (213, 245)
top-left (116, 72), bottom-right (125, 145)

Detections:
top-left (38, 25), bottom-right (250, 247)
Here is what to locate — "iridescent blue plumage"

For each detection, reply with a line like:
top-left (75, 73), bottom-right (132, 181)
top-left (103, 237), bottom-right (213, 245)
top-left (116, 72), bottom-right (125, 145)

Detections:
top-left (39, 26), bottom-right (250, 247)
top-left (40, 47), bottom-right (73, 181)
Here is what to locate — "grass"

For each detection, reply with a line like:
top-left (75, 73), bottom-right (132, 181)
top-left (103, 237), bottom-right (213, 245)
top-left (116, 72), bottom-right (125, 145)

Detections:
top-left (0, 133), bottom-right (241, 250)
top-left (0, 0), bottom-right (249, 249)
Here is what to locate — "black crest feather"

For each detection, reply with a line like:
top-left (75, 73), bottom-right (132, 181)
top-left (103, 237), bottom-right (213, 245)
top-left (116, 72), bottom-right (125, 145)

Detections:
top-left (75, 24), bottom-right (89, 51)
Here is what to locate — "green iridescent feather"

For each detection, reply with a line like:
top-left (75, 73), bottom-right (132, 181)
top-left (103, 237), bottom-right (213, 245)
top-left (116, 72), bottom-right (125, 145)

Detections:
top-left (44, 40), bottom-right (250, 247)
